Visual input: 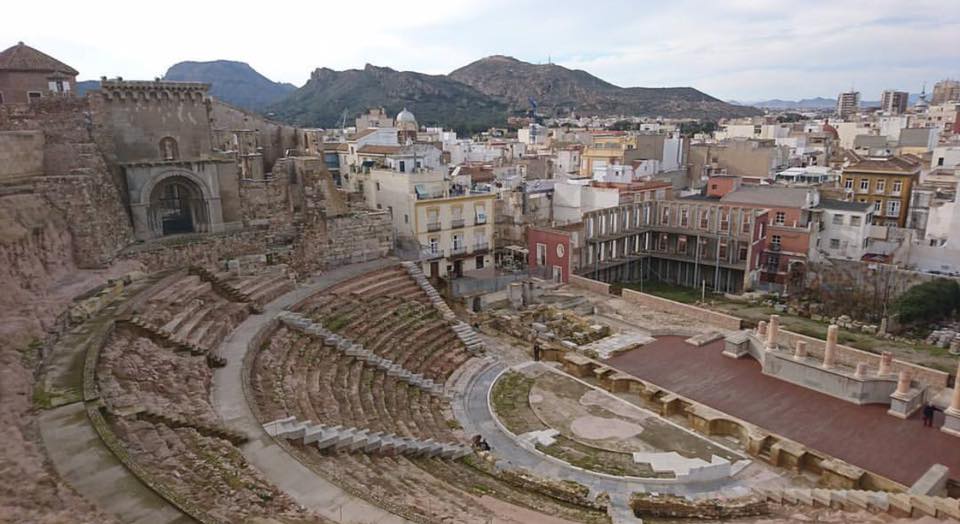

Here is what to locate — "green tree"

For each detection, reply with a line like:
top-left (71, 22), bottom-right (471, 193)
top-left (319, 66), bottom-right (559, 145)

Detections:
top-left (893, 278), bottom-right (960, 324)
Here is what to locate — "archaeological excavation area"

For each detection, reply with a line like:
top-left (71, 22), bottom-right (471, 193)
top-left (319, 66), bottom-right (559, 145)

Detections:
top-left (27, 254), bottom-right (960, 524)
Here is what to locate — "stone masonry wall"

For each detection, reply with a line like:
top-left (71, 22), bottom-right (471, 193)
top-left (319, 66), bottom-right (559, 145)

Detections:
top-left (0, 97), bottom-right (134, 268)
top-left (0, 131), bottom-right (44, 181)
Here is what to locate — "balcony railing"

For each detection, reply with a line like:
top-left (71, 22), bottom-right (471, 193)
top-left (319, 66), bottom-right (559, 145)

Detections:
top-left (474, 241), bottom-right (490, 252)
top-left (475, 215), bottom-right (487, 225)
top-left (450, 245), bottom-right (467, 255)
top-left (451, 218), bottom-right (465, 229)
top-left (421, 248), bottom-right (444, 260)
top-left (426, 221), bottom-right (441, 232)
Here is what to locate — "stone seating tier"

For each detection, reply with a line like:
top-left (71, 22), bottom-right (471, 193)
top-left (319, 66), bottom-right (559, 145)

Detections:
top-left (755, 486), bottom-right (960, 519)
top-left (252, 326), bottom-right (460, 443)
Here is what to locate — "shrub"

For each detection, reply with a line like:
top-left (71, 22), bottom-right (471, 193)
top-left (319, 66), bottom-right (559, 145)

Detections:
top-left (893, 279), bottom-right (960, 325)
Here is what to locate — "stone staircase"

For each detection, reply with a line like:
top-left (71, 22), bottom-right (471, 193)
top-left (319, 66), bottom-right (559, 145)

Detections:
top-left (264, 416), bottom-right (471, 459)
top-left (277, 311), bottom-right (445, 395)
top-left (135, 408), bottom-right (248, 446)
top-left (188, 266), bottom-right (259, 313)
top-left (755, 486), bottom-right (960, 519)
top-left (121, 315), bottom-right (227, 368)
top-left (400, 261), bottom-right (485, 353)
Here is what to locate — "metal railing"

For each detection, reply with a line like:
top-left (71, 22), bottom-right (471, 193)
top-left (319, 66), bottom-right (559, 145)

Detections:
top-left (474, 241), bottom-right (490, 251)
top-left (450, 245), bottom-right (467, 255)
top-left (451, 218), bottom-right (465, 229)
top-left (426, 221), bottom-right (441, 232)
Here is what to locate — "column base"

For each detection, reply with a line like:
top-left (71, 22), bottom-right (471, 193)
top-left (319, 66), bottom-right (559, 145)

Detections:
top-left (940, 408), bottom-right (960, 437)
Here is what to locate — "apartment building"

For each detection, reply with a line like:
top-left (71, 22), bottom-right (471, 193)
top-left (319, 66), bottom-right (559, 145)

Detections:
top-left (840, 153), bottom-right (921, 227)
top-left (579, 198), bottom-right (769, 294)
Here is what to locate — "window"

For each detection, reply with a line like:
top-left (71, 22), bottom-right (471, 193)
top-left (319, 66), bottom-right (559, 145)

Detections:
top-left (829, 238), bottom-right (840, 249)
top-left (536, 243), bottom-right (547, 266)
top-left (775, 211), bottom-right (786, 225)
top-left (429, 237), bottom-right (439, 254)
top-left (658, 233), bottom-right (668, 251)
top-left (832, 214), bottom-right (844, 225)
top-left (738, 246), bottom-right (748, 261)
top-left (886, 200), bottom-right (901, 217)
top-left (720, 209), bottom-right (729, 231)
top-left (661, 207), bottom-right (670, 225)
top-left (874, 200), bottom-right (882, 213)
top-left (375, 182), bottom-right (381, 190)
top-left (850, 216), bottom-right (861, 226)
top-left (771, 235), bottom-right (781, 247)
top-left (699, 208), bottom-right (710, 229)
top-left (875, 179), bottom-right (885, 193)
top-left (844, 179), bottom-right (854, 190)
top-left (677, 235), bottom-right (688, 254)
top-left (680, 207), bottom-right (689, 226)
top-left (476, 255), bottom-right (485, 269)
top-left (766, 255), bottom-right (779, 271)
top-left (27, 91), bottom-right (42, 102)
top-left (938, 157), bottom-right (945, 166)
top-left (891, 179), bottom-right (903, 194)
top-left (742, 212), bottom-right (751, 233)
top-left (159, 137), bottom-right (179, 161)
top-left (0, 91), bottom-right (4, 104)
top-left (859, 179), bottom-right (870, 192)
top-left (719, 241), bottom-right (728, 260)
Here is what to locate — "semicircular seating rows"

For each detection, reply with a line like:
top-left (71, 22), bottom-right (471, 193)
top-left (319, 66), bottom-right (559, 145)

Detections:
top-left (94, 269), bottom-right (327, 523)
top-left (250, 265), bottom-right (600, 523)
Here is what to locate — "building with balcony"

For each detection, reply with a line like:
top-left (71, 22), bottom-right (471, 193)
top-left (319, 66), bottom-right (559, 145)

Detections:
top-left (362, 166), bottom-right (495, 279)
top-left (840, 153), bottom-right (921, 227)
top-left (579, 199), bottom-right (770, 294)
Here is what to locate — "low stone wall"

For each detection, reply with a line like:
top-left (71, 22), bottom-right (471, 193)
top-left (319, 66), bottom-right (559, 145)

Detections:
top-left (630, 493), bottom-right (768, 520)
top-left (568, 274), bottom-right (610, 295)
top-left (558, 351), bottom-right (909, 493)
top-left (621, 289), bottom-right (743, 330)
top-left (774, 329), bottom-right (949, 389)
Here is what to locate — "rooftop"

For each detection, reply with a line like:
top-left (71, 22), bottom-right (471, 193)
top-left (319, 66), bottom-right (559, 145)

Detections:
top-left (815, 198), bottom-right (873, 213)
top-left (844, 152), bottom-right (921, 175)
top-left (0, 41), bottom-right (78, 75)
top-left (719, 185), bottom-right (813, 209)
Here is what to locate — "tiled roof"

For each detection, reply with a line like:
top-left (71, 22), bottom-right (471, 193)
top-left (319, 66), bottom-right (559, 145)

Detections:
top-left (815, 199), bottom-right (872, 212)
top-left (844, 152), bottom-right (921, 174)
top-left (347, 128), bottom-right (379, 141)
top-left (720, 185), bottom-right (812, 208)
top-left (0, 42), bottom-right (78, 75)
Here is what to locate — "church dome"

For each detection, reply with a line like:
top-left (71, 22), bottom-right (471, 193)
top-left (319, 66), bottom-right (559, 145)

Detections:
top-left (395, 107), bottom-right (417, 125)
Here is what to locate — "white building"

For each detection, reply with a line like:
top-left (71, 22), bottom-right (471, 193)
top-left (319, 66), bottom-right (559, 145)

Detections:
top-left (813, 199), bottom-right (873, 261)
top-left (552, 182), bottom-right (619, 224)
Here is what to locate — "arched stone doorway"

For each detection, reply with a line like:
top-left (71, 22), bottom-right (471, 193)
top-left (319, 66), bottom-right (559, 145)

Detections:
top-left (147, 175), bottom-right (208, 236)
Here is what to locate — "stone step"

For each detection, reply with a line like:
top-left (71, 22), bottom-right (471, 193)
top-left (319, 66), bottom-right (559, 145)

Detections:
top-left (265, 418), bottom-right (470, 459)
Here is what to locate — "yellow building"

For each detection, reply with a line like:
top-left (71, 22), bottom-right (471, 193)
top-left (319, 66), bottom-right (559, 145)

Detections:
top-left (363, 167), bottom-right (495, 278)
top-left (579, 133), bottom-right (637, 176)
top-left (840, 153), bottom-right (921, 227)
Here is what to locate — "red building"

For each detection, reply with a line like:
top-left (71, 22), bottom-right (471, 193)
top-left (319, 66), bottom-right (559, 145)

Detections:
top-left (527, 226), bottom-right (572, 283)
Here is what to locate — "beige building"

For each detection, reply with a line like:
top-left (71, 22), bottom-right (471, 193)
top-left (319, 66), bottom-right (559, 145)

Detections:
top-left (362, 168), bottom-right (495, 278)
top-left (840, 153), bottom-right (921, 228)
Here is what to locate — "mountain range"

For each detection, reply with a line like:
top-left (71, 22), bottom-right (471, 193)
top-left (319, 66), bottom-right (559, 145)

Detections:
top-left (163, 60), bottom-right (296, 111)
top-left (79, 56), bottom-right (762, 130)
top-left (743, 94), bottom-right (921, 110)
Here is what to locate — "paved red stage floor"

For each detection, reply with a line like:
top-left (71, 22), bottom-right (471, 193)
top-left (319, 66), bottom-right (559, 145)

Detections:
top-left (605, 336), bottom-right (960, 486)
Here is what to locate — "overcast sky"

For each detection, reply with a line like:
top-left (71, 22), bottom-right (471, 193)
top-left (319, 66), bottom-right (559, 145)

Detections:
top-left (8, 0), bottom-right (959, 101)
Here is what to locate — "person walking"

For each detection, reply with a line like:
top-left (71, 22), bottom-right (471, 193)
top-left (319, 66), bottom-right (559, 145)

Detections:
top-left (923, 403), bottom-right (939, 427)
top-left (532, 342), bottom-right (542, 362)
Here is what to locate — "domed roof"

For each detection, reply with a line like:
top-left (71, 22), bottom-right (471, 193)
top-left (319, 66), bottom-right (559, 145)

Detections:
top-left (395, 107), bottom-right (417, 124)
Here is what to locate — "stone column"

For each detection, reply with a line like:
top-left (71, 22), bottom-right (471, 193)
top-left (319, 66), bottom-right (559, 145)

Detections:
top-left (794, 340), bottom-right (807, 360)
top-left (950, 361), bottom-right (960, 413)
top-left (756, 321), bottom-right (767, 338)
top-left (766, 315), bottom-right (780, 350)
top-left (895, 371), bottom-right (911, 396)
top-left (877, 352), bottom-right (893, 376)
top-left (822, 324), bottom-right (839, 368)
top-left (854, 362), bottom-right (867, 379)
